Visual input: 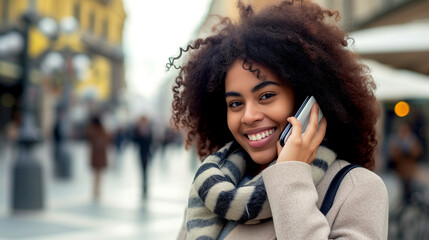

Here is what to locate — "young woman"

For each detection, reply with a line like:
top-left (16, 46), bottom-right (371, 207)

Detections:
top-left (169, 1), bottom-right (389, 239)
top-left (86, 115), bottom-right (110, 202)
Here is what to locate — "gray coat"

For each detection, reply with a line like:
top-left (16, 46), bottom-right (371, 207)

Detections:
top-left (177, 160), bottom-right (389, 240)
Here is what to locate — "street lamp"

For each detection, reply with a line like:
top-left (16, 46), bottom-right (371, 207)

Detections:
top-left (0, 31), bottom-right (24, 81)
top-left (38, 16), bottom-right (88, 179)
top-left (11, 3), bottom-right (85, 209)
top-left (12, 10), bottom-right (44, 211)
top-left (37, 17), bottom-right (58, 39)
top-left (0, 31), bottom-right (25, 57)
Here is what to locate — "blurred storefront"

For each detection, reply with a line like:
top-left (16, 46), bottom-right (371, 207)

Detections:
top-left (0, 0), bottom-right (127, 141)
top-left (320, 0), bottom-right (429, 164)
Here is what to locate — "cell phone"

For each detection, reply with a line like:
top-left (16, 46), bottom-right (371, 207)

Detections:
top-left (278, 96), bottom-right (323, 147)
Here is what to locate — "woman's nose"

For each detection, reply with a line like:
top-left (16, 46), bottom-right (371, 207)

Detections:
top-left (241, 104), bottom-right (264, 125)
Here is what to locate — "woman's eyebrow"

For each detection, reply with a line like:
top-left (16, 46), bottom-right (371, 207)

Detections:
top-left (251, 81), bottom-right (280, 92)
top-left (225, 92), bottom-right (241, 98)
top-left (225, 81), bottom-right (280, 98)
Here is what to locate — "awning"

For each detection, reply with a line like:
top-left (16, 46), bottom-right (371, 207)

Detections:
top-left (350, 21), bottom-right (429, 75)
top-left (350, 20), bottom-right (429, 54)
top-left (365, 59), bottom-right (429, 101)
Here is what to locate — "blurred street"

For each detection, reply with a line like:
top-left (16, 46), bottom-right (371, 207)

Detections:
top-left (1, 140), bottom-right (429, 239)
top-left (0, 141), bottom-right (196, 240)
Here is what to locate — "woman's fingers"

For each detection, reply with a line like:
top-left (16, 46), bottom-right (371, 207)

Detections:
top-left (287, 117), bottom-right (302, 142)
top-left (277, 103), bottom-right (327, 164)
top-left (306, 117), bottom-right (327, 162)
top-left (302, 103), bottom-right (320, 139)
top-left (312, 116), bottom-right (327, 146)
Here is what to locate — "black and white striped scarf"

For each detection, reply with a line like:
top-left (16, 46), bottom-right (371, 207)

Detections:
top-left (186, 141), bottom-right (337, 239)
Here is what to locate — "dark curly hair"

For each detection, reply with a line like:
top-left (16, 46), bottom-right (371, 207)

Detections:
top-left (168, 0), bottom-right (380, 170)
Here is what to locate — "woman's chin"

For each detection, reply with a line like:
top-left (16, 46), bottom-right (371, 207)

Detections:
top-left (248, 149), bottom-right (277, 166)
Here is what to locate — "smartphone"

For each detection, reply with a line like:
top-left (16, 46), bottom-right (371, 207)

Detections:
top-left (278, 96), bottom-right (323, 147)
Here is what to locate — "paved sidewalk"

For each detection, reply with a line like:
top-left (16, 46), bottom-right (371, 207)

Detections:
top-left (0, 141), bottom-right (197, 240)
top-left (2, 140), bottom-right (428, 239)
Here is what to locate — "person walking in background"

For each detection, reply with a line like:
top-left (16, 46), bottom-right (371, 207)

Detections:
top-left (133, 116), bottom-right (153, 199)
top-left (113, 125), bottom-right (129, 164)
top-left (388, 121), bottom-right (423, 204)
top-left (86, 115), bottom-right (111, 202)
top-left (52, 107), bottom-right (66, 178)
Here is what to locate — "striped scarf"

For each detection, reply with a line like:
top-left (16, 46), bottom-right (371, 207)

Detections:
top-left (186, 141), bottom-right (336, 240)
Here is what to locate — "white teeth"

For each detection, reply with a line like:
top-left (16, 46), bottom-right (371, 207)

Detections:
top-left (247, 129), bottom-right (274, 141)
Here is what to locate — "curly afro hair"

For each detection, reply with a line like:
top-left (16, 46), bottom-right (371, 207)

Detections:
top-left (168, 0), bottom-right (380, 170)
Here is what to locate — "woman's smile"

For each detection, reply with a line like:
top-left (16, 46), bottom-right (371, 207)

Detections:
top-left (246, 127), bottom-right (276, 141)
top-left (243, 127), bottom-right (278, 149)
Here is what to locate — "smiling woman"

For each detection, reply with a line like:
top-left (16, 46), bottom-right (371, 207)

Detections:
top-left (225, 60), bottom-right (295, 165)
top-left (169, 1), bottom-right (388, 239)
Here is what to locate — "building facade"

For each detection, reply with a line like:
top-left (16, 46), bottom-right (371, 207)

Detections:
top-left (0, 0), bottom-right (127, 139)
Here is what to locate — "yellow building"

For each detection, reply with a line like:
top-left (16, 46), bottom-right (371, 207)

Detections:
top-left (0, 0), bottom-right (126, 97)
top-left (0, 0), bottom-right (126, 138)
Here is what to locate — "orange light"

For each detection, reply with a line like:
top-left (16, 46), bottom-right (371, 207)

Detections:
top-left (394, 101), bottom-right (410, 117)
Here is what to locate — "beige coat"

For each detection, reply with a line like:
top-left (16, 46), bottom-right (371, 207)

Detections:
top-left (177, 160), bottom-right (389, 240)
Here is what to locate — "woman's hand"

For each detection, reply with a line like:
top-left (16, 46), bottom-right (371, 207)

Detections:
top-left (276, 103), bottom-right (327, 164)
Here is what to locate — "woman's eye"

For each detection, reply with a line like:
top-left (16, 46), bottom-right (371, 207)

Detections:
top-left (260, 93), bottom-right (275, 101)
top-left (229, 101), bottom-right (242, 108)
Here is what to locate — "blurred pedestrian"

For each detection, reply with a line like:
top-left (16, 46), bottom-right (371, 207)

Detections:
top-left (52, 111), bottom-right (64, 177)
top-left (388, 121), bottom-right (423, 203)
top-left (52, 105), bottom-right (71, 179)
top-left (86, 115), bottom-right (111, 202)
top-left (159, 126), bottom-right (180, 159)
top-left (132, 116), bottom-right (153, 199)
top-left (113, 126), bottom-right (128, 161)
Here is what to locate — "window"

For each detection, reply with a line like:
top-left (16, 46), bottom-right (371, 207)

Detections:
top-left (102, 18), bottom-right (108, 38)
top-left (73, 2), bottom-right (80, 24)
top-left (89, 11), bottom-right (95, 33)
top-left (2, 0), bottom-right (10, 22)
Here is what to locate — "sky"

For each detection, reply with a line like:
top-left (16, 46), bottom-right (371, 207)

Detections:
top-left (122, 0), bottom-right (212, 100)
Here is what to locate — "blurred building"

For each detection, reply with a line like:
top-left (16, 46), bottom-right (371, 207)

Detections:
top-left (0, 0), bottom-right (127, 140)
top-left (315, 0), bottom-right (429, 163)
top-left (314, 0), bottom-right (429, 75)
top-left (196, 0), bottom-right (429, 73)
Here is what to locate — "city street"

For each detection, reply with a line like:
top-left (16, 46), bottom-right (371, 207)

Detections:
top-left (0, 141), bottom-right (196, 240)
top-left (1, 140), bottom-right (429, 239)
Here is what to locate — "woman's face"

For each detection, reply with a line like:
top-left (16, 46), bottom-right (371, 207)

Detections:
top-left (225, 60), bottom-right (295, 165)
